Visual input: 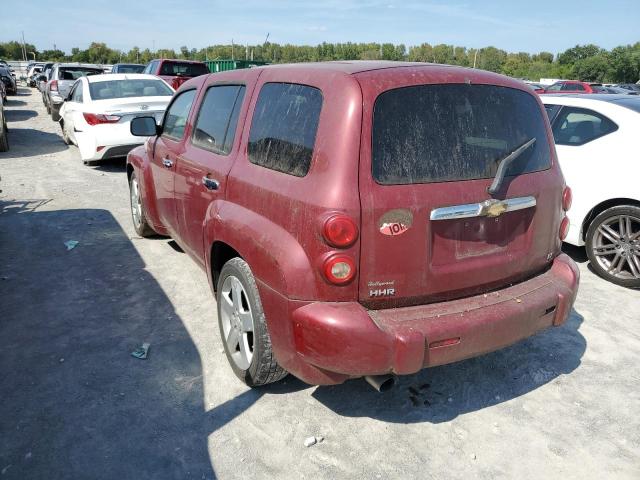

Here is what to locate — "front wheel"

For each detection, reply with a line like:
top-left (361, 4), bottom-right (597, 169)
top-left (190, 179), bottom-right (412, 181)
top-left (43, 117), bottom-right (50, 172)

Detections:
top-left (217, 258), bottom-right (287, 386)
top-left (586, 205), bottom-right (640, 288)
top-left (129, 172), bottom-right (156, 237)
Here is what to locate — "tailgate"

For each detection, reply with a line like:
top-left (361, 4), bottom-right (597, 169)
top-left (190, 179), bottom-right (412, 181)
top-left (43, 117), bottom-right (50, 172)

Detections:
top-left (357, 81), bottom-right (564, 307)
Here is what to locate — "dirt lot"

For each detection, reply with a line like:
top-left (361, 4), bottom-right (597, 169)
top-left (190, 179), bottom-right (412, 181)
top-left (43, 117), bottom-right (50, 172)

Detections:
top-left (1, 88), bottom-right (639, 480)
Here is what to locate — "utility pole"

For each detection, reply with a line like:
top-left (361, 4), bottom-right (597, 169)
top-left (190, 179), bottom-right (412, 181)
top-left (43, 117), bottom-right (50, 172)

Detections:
top-left (231, 39), bottom-right (234, 60)
top-left (473, 49), bottom-right (478, 68)
top-left (21, 31), bottom-right (27, 62)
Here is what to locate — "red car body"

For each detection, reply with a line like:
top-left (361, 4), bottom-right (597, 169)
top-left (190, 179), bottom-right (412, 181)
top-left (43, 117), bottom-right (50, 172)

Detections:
top-left (543, 80), bottom-right (605, 94)
top-left (127, 61), bottom-right (579, 386)
top-left (143, 58), bottom-right (209, 90)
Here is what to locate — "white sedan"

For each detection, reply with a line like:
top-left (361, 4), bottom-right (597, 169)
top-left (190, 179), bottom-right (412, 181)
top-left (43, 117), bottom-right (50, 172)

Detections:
top-left (541, 94), bottom-right (640, 287)
top-left (59, 74), bottom-right (174, 164)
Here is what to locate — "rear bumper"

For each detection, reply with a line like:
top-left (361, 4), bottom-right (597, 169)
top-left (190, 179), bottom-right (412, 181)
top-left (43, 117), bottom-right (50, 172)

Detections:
top-left (289, 254), bottom-right (579, 382)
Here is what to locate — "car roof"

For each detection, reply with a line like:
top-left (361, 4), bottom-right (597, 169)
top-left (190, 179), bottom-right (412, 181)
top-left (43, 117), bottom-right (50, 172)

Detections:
top-left (86, 73), bottom-right (165, 83)
top-left (255, 60), bottom-right (461, 75)
top-left (56, 63), bottom-right (103, 68)
top-left (540, 93), bottom-right (640, 114)
top-left (153, 58), bottom-right (206, 64)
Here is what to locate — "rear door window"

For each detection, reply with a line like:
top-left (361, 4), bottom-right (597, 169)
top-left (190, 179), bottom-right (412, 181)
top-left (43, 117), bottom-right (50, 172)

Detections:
top-left (372, 84), bottom-right (551, 184)
top-left (248, 83), bottom-right (323, 177)
top-left (192, 85), bottom-right (246, 155)
top-left (552, 107), bottom-right (618, 146)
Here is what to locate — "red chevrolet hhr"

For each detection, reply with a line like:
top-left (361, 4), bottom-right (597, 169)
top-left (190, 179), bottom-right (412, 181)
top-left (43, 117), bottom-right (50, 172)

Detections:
top-left (127, 61), bottom-right (579, 390)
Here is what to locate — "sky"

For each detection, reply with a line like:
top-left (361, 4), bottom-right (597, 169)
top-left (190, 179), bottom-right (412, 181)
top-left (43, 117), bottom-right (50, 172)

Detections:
top-left (2, 0), bottom-right (639, 55)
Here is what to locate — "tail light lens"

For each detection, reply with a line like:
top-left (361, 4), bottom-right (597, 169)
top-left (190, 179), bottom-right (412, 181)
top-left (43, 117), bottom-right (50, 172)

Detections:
top-left (559, 216), bottom-right (570, 241)
top-left (323, 215), bottom-right (358, 248)
top-left (323, 254), bottom-right (356, 285)
top-left (171, 77), bottom-right (182, 90)
top-left (562, 186), bottom-right (572, 211)
top-left (50, 80), bottom-right (58, 91)
top-left (83, 113), bottom-right (121, 126)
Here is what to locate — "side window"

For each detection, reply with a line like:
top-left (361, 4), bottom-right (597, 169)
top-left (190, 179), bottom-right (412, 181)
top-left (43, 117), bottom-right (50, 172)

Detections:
top-left (162, 89), bottom-right (197, 141)
top-left (544, 104), bottom-right (561, 123)
top-left (552, 107), bottom-right (618, 146)
top-left (72, 82), bottom-right (83, 103)
top-left (546, 83), bottom-right (562, 92)
top-left (192, 85), bottom-right (246, 155)
top-left (248, 83), bottom-right (323, 177)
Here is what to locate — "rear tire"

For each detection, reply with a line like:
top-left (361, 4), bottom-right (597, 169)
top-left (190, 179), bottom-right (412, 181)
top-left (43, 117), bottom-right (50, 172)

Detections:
top-left (217, 258), bottom-right (287, 386)
top-left (586, 205), bottom-right (640, 288)
top-left (129, 172), bottom-right (156, 237)
top-left (60, 122), bottom-right (71, 145)
top-left (51, 110), bottom-right (60, 122)
top-left (0, 118), bottom-right (8, 152)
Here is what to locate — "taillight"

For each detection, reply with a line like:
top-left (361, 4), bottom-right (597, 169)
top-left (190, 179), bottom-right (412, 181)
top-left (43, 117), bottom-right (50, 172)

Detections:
top-left (50, 80), bottom-right (58, 91)
top-left (559, 217), bottom-right (570, 241)
top-left (171, 78), bottom-right (182, 90)
top-left (323, 254), bottom-right (356, 285)
top-left (562, 186), bottom-right (572, 211)
top-left (322, 214), bottom-right (358, 248)
top-left (83, 113), bottom-right (121, 126)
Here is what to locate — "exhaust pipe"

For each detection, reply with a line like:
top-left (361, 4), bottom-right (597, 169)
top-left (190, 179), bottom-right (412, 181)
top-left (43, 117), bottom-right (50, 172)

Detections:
top-left (364, 374), bottom-right (396, 392)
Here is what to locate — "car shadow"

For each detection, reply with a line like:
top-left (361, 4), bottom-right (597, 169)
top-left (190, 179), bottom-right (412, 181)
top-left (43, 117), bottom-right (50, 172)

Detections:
top-left (5, 99), bottom-right (28, 107)
top-left (311, 310), bottom-right (585, 424)
top-left (92, 157), bottom-right (128, 173)
top-left (0, 201), bottom-right (283, 479)
top-left (4, 109), bottom-right (38, 122)
top-left (562, 242), bottom-right (588, 263)
top-left (0, 128), bottom-right (68, 159)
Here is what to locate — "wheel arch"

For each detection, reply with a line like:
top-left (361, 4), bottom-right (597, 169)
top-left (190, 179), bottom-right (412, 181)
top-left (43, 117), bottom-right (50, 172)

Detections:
top-left (582, 197), bottom-right (640, 241)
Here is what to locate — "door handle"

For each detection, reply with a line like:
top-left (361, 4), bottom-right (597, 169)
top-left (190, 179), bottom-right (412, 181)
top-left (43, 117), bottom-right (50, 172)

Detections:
top-left (162, 158), bottom-right (173, 168)
top-left (202, 177), bottom-right (220, 191)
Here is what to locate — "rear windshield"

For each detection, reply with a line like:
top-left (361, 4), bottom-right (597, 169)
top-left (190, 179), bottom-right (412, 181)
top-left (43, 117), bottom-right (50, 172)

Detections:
top-left (159, 62), bottom-right (209, 77)
top-left (59, 67), bottom-right (102, 80)
top-left (372, 84), bottom-right (551, 184)
top-left (114, 65), bottom-right (145, 73)
top-left (89, 79), bottom-right (173, 100)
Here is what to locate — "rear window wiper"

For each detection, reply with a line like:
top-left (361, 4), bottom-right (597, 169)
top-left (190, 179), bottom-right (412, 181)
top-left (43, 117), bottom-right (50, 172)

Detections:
top-left (487, 137), bottom-right (536, 195)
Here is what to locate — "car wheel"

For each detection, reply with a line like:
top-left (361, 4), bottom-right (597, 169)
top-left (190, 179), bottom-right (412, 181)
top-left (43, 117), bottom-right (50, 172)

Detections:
top-left (51, 110), bottom-right (60, 122)
top-left (0, 118), bottom-right (8, 152)
top-left (128, 172), bottom-right (156, 237)
top-left (586, 205), bottom-right (640, 288)
top-left (60, 122), bottom-right (71, 145)
top-left (217, 258), bottom-right (288, 386)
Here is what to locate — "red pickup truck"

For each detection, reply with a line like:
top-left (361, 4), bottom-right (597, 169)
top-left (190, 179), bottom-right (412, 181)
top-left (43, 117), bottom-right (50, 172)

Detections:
top-left (127, 62), bottom-right (579, 390)
top-left (142, 59), bottom-right (209, 90)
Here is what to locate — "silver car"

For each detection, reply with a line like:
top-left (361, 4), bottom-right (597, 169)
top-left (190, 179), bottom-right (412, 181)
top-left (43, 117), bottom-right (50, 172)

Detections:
top-left (45, 63), bottom-right (103, 121)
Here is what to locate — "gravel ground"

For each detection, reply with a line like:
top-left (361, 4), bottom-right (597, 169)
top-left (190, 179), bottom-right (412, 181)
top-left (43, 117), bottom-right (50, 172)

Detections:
top-left (1, 87), bottom-right (639, 480)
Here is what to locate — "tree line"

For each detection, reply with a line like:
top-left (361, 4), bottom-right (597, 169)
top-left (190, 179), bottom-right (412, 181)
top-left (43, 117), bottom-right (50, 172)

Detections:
top-left (1, 39), bottom-right (639, 83)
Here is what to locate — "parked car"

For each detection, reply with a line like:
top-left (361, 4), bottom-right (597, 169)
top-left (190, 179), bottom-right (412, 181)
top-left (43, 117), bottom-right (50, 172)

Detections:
top-left (127, 62), bottom-right (579, 389)
top-left (544, 81), bottom-right (606, 94)
top-left (542, 94), bottom-right (640, 287)
top-left (525, 81), bottom-right (546, 93)
top-left (0, 80), bottom-right (6, 104)
top-left (142, 59), bottom-right (209, 90)
top-left (0, 97), bottom-right (8, 152)
top-left (615, 83), bottom-right (640, 94)
top-left (45, 63), bottom-right (104, 121)
top-left (0, 65), bottom-right (17, 95)
top-left (59, 73), bottom-right (174, 165)
top-left (111, 63), bottom-right (145, 74)
top-left (601, 85), bottom-right (638, 95)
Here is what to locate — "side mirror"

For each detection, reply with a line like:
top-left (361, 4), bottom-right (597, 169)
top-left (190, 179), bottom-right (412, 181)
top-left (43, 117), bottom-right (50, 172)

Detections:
top-left (38, 75), bottom-right (47, 82)
top-left (131, 116), bottom-right (160, 137)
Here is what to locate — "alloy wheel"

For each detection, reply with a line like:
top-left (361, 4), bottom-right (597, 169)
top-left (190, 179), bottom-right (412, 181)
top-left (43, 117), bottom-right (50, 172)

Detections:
top-left (130, 177), bottom-right (143, 230)
top-left (592, 214), bottom-right (640, 280)
top-left (220, 275), bottom-right (255, 370)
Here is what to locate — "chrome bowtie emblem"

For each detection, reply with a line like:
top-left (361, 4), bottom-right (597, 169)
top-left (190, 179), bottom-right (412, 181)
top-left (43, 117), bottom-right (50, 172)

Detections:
top-left (140, 104), bottom-right (149, 111)
top-left (480, 199), bottom-right (508, 218)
